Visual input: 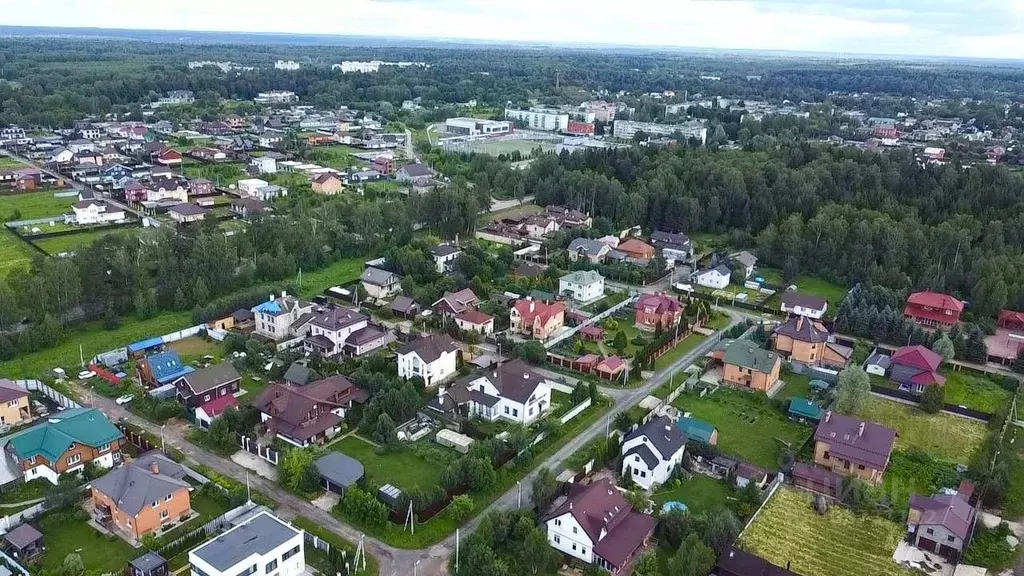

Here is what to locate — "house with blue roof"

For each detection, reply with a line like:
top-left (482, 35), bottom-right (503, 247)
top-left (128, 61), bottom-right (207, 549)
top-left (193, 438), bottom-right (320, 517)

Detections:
top-left (139, 351), bottom-right (195, 387)
top-left (252, 292), bottom-right (315, 341)
top-left (4, 408), bottom-right (123, 485)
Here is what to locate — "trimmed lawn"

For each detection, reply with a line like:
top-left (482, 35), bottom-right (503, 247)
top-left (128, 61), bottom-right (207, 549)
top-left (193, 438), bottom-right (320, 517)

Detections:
top-left (940, 369), bottom-right (1011, 414)
top-left (673, 388), bottom-right (812, 469)
top-left (655, 333), bottom-right (706, 370)
top-left (299, 257), bottom-right (365, 297)
top-left (168, 336), bottom-right (224, 364)
top-left (32, 227), bottom-right (141, 255)
top-left (331, 436), bottom-right (444, 491)
top-left (651, 474), bottom-right (731, 514)
top-left (707, 311), bottom-right (731, 330)
top-left (0, 156), bottom-right (29, 170)
top-left (775, 370), bottom-right (813, 400)
top-left (0, 310), bottom-right (192, 378)
top-left (156, 487), bottom-right (233, 544)
top-left (855, 395), bottom-right (986, 464)
top-left (739, 487), bottom-right (914, 576)
top-left (240, 374), bottom-right (270, 405)
top-left (37, 510), bottom-right (138, 573)
top-left (0, 229), bottom-right (38, 275)
top-left (294, 517), bottom-right (380, 576)
top-left (0, 190), bottom-right (77, 221)
top-left (757, 267), bottom-right (849, 308)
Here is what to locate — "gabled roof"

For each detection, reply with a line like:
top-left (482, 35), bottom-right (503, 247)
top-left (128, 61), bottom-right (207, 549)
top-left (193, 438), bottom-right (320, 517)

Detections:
top-left (360, 266), bottom-right (400, 286)
top-left (907, 291), bottom-right (964, 313)
top-left (398, 163), bottom-right (433, 177)
top-left (781, 291), bottom-right (828, 311)
top-left (178, 363), bottom-right (241, 395)
top-left (3, 523), bottom-right (42, 550)
top-left (9, 408), bottom-right (123, 463)
top-left (282, 362), bottom-right (311, 386)
top-left (456, 310), bottom-right (493, 325)
top-left (255, 376), bottom-right (362, 441)
top-left (433, 288), bottom-right (480, 314)
top-left (0, 380), bottom-right (28, 404)
top-left (310, 305), bottom-right (366, 331)
top-left (814, 411), bottom-right (897, 470)
top-left (617, 238), bottom-right (655, 256)
top-left (788, 397), bottom-right (824, 420)
top-left (634, 293), bottom-right (682, 315)
top-left (513, 298), bottom-right (566, 327)
top-left (677, 417), bottom-right (716, 444)
top-left (731, 250), bottom-right (758, 268)
top-left (398, 334), bottom-right (460, 364)
top-left (560, 270), bottom-right (604, 286)
top-left (623, 415), bottom-right (687, 460)
top-left (91, 452), bottom-right (190, 516)
top-left (428, 244), bottom-right (461, 258)
top-left (568, 238), bottom-right (609, 255)
top-left (390, 296), bottom-right (419, 315)
top-left (718, 547), bottom-right (800, 576)
top-left (773, 316), bottom-right (829, 343)
top-left (909, 492), bottom-right (974, 540)
top-left (650, 230), bottom-right (691, 248)
top-left (723, 340), bottom-right (779, 374)
top-left (891, 345), bottom-right (943, 372)
top-left (198, 394), bottom-right (239, 417)
top-left (145, 351), bottom-right (195, 385)
top-left (471, 358), bottom-right (547, 404)
top-left (168, 203), bottom-right (209, 217)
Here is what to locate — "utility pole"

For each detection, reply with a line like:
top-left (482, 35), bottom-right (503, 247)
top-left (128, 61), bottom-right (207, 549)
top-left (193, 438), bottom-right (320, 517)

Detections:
top-left (455, 529), bottom-right (460, 573)
top-left (517, 481), bottom-right (522, 509)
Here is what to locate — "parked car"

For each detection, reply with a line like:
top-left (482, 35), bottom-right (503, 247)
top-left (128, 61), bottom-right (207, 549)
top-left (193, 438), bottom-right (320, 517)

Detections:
top-left (115, 394), bottom-right (135, 405)
top-left (78, 370), bottom-right (96, 380)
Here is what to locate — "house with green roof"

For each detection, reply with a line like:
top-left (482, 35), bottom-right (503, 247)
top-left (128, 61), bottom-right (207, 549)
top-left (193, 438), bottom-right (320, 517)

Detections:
top-left (558, 270), bottom-right (605, 303)
top-left (714, 339), bottom-right (782, 393)
top-left (788, 398), bottom-right (824, 422)
top-left (677, 416), bottom-right (718, 445)
top-left (5, 408), bottom-right (123, 485)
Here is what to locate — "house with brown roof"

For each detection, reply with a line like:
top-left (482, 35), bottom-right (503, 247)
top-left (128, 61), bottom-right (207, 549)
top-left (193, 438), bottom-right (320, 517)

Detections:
top-left (255, 375), bottom-right (366, 447)
top-left (717, 547), bottom-right (800, 576)
top-left (779, 291), bottom-right (828, 319)
top-left (426, 359), bottom-right (551, 425)
top-left (433, 288), bottom-right (480, 319)
top-left (173, 363), bottom-right (242, 408)
top-left (303, 305), bottom-right (388, 358)
top-left (454, 310), bottom-right (494, 335)
top-left (510, 298), bottom-right (566, 340)
top-left (396, 334), bottom-right (460, 387)
top-left (616, 238), bottom-right (655, 261)
top-left (90, 452), bottom-right (192, 539)
top-left (908, 487), bottom-right (975, 560)
top-left (543, 478), bottom-right (657, 575)
top-left (311, 173), bottom-right (344, 195)
top-left (772, 316), bottom-right (851, 369)
top-left (813, 411), bottom-right (897, 485)
top-left (168, 203), bottom-right (209, 224)
top-left (0, 379), bottom-right (31, 427)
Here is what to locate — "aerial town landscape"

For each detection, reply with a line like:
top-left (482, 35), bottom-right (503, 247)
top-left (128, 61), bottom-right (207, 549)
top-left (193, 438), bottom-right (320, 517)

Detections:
top-left (0, 4), bottom-right (1022, 576)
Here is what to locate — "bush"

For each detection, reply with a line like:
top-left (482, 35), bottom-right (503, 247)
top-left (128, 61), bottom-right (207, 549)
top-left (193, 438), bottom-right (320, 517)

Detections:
top-left (920, 385), bottom-right (945, 414)
top-left (964, 522), bottom-right (1017, 570)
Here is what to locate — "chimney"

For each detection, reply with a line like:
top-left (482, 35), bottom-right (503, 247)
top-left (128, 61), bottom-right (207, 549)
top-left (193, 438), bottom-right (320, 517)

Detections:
top-left (569, 502), bottom-right (573, 510)
top-left (150, 461), bottom-right (159, 475)
top-left (858, 422), bottom-right (865, 437)
top-left (281, 290), bottom-right (287, 298)
top-left (269, 293), bottom-right (275, 302)
top-left (797, 316), bottom-right (804, 331)
top-left (530, 301), bottom-right (535, 313)
top-left (824, 410), bottom-right (831, 422)
top-left (523, 372), bottom-right (529, 380)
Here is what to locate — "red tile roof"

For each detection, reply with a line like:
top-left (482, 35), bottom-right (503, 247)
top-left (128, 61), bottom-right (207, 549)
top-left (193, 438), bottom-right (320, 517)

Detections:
top-left (455, 310), bottom-right (493, 325)
top-left (617, 238), bottom-right (655, 258)
top-left (513, 299), bottom-right (566, 327)
top-left (904, 291), bottom-right (963, 324)
top-left (199, 394), bottom-right (239, 417)
top-left (891, 345), bottom-right (942, 372)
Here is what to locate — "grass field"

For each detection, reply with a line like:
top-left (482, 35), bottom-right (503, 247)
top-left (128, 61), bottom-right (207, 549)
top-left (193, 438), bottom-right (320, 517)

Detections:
top-left (0, 156), bottom-right (29, 170)
top-left (168, 336), bottom-right (223, 364)
top-left (0, 229), bottom-right (39, 275)
top-left (775, 370), bottom-right (814, 400)
top-left (465, 138), bottom-right (555, 157)
top-left (309, 145), bottom-right (361, 170)
top-left (757, 267), bottom-right (850, 308)
top-left (32, 227), bottom-right (141, 255)
top-left (940, 369), bottom-right (1012, 413)
top-left (37, 510), bottom-right (138, 573)
top-left (294, 517), bottom-right (380, 576)
top-left (740, 487), bottom-right (915, 576)
top-left (654, 333), bottom-right (707, 370)
top-left (855, 395), bottom-right (986, 464)
top-left (299, 257), bottom-right (365, 297)
top-left (651, 475), bottom-right (732, 514)
top-left (0, 190), bottom-right (76, 221)
top-left (331, 436), bottom-right (445, 491)
top-left (674, 388), bottom-right (812, 469)
top-left (0, 309), bottom-right (192, 378)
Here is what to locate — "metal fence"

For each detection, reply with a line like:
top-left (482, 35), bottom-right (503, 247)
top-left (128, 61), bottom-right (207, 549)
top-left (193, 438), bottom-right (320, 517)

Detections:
top-left (238, 434), bottom-right (280, 466)
top-left (14, 379), bottom-right (81, 410)
top-left (544, 296), bottom-right (636, 349)
top-left (870, 386), bottom-right (992, 421)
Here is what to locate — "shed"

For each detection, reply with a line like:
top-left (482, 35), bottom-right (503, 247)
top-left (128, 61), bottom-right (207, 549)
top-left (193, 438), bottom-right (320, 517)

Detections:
top-left (677, 416), bottom-right (718, 445)
top-left (128, 336), bottom-right (164, 355)
top-left (788, 397), bottom-right (824, 422)
top-left (315, 452), bottom-right (365, 495)
top-left (378, 484), bottom-right (402, 507)
top-left (866, 351), bottom-right (891, 376)
top-left (809, 379), bottom-right (832, 391)
top-left (435, 429), bottom-right (475, 454)
top-left (3, 522), bottom-right (43, 559)
top-left (128, 551), bottom-right (169, 576)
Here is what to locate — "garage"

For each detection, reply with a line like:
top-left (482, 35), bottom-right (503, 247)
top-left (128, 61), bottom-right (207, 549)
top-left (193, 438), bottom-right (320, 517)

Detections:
top-left (917, 537), bottom-right (937, 552)
top-left (315, 452), bottom-right (364, 496)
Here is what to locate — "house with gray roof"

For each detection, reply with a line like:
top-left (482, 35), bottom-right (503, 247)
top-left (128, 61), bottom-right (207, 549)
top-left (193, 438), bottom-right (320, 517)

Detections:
top-left (189, 511), bottom-right (304, 576)
top-left (360, 266), bottom-right (402, 299)
top-left (620, 415), bottom-right (687, 490)
top-left (426, 359), bottom-right (552, 425)
top-left (90, 451), bottom-right (193, 539)
top-left (174, 362), bottom-right (241, 408)
top-left (397, 334), bottom-right (460, 387)
top-left (559, 270), bottom-right (605, 303)
top-left (567, 238), bottom-right (611, 264)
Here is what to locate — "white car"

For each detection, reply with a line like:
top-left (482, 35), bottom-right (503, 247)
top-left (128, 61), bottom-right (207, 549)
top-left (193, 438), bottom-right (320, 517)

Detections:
top-left (78, 370), bottom-right (96, 380)
top-left (115, 394), bottom-right (135, 405)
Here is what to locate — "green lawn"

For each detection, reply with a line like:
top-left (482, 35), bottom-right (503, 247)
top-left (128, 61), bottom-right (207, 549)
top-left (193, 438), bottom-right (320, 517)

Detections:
top-left (0, 190), bottom-right (77, 222)
top-left (654, 333), bottom-right (707, 370)
top-left (240, 374), bottom-right (270, 404)
top-left (739, 487), bottom-right (915, 576)
top-left (707, 311), bottom-right (731, 330)
top-left (674, 388), bottom-right (812, 469)
top-left (299, 257), bottom-right (365, 297)
top-left (294, 517), bottom-right (380, 576)
top-left (0, 229), bottom-right (38, 275)
top-left (0, 479), bottom-right (49, 505)
top-left (0, 309), bottom-right (192, 378)
top-left (854, 395), bottom-right (986, 464)
top-left (881, 450), bottom-right (959, 513)
top-left (757, 267), bottom-right (850, 308)
top-left (775, 370), bottom-right (813, 400)
top-left (37, 509), bottom-right (138, 574)
top-left (332, 436), bottom-right (444, 491)
top-left (940, 369), bottom-right (1012, 413)
top-left (32, 227), bottom-right (142, 255)
top-left (308, 146), bottom-right (361, 170)
top-left (0, 156), bottom-right (29, 170)
top-left (156, 486), bottom-right (233, 545)
top-left (651, 474), bottom-right (731, 514)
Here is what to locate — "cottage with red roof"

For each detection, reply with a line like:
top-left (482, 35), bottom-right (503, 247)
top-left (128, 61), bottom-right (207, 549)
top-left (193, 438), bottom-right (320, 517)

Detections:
top-left (904, 291), bottom-right (963, 329)
top-left (511, 298), bottom-right (566, 340)
top-left (999, 309), bottom-right (1024, 332)
top-left (908, 488), bottom-right (975, 560)
top-left (633, 293), bottom-right (683, 332)
top-left (543, 478), bottom-right (657, 575)
top-left (454, 309), bottom-right (494, 335)
top-left (195, 394), bottom-right (239, 429)
top-left (890, 345), bottom-right (945, 392)
top-left (155, 148), bottom-right (183, 166)
top-left (813, 411), bottom-right (897, 485)
top-left (594, 356), bottom-right (626, 380)
top-left (616, 238), bottom-right (655, 261)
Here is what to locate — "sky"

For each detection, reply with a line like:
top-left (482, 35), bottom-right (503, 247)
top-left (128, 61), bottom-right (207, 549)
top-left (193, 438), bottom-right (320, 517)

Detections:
top-left (3, 0), bottom-right (1024, 59)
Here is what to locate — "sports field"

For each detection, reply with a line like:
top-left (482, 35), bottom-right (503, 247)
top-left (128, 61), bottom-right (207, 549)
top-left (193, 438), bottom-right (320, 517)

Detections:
top-left (465, 138), bottom-right (555, 157)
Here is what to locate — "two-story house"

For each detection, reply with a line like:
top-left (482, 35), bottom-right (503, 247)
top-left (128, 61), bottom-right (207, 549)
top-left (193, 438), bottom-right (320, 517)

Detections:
top-left (433, 288), bottom-right (481, 319)
top-left (620, 415), bottom-right (687, 490)
top-left (650, 230), bottom-right (692, 264)
top-left (91, 452), bottom-right (192, 539)
top-left (427, 359), bottom-right (551, 425)
top-left (252, 293), bottom-right (315, 341)
top-left (813, 411), bottom-right (897, 485)
top-left (694, 265), bottom-right (731, 290)
top-left (188, 512), bottom-right (304, 576)
top-left (780, 291), bottom-right (829, 319)
top-left (428, 244), bottom-right (462, 274)
top-left (559, 270), bottom-right (605, 304)
top-left (719, 340), bottom-right (782, 393)
top-left (174, 363), bottom-right (242, 409)
top-left (0, 379), bottom-right (31, 427)
top-left (304, 305), bottom-right (388, 358)
top-left (903, 291), bottom-right (963, 329)
top-left (6, 408), bottom-right (123, 485)
top-left (510, 298), bottom-right (566, 340)
top-left (567, 238), bottom-right (611, 264)
top-left (908, 487), bottom-right (975, 560)
top-left (359, 267), bottom-right (402, 299)
top-left (543, 478), bottom-right (657, 575)
top-left (396, 334), bottom-right (460, 387)
top-left (633, 293), bottom-right (683, 331)
top-left (65, 199), bottom-right (126, 226)
top-left (256, 376), bottom-right (366, 447)
top-left (772, 316), bottom-right (852, 369)
top-left (889, 345), bottom-right (945, 391)
top-left (147, 178), bottom-right (189, 203)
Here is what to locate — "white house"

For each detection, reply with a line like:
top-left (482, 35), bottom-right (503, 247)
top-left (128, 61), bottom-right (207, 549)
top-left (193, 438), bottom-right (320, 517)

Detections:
top-left (559, 270), bottom-right (605, 303)
top-left (396, 334), bottom-right (460, 387)
top-left (189, 511), bottom-right (304, 576)
top-left (780, 291), bottom-right (828, 320)
top-left (543, 478), bottom-right (657, 574)
top-left (360, 267), bottom-right (402, 299)
top-left (49, 147), bottom-right (75, 164)
top-left (620, 415), bottom-right (687, 490)
top-left (304, 305), bottom-right (388, 358)
top-left (252, 292), bottom-right (315, 340)
top-left (238, 178), bottom-right (270, 196)
top-left (429, 244), bottom-right (462, 274)
top-left (695, 265), bottom-right (731, 289)
top-left (65, 199), bottom-right (126, 226)
top-left (454, 310), bottom-right (495, 335)
top-left (730, 251), bottom-right (758, 279)
top-left (251, 156), bottom-right (278, 174)
top-left (432, 359), bottom-right (551, 425)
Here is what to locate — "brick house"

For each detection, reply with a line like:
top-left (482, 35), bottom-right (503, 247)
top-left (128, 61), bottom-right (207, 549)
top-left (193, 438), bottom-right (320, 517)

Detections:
top-left (255, 376), bottom-right (367, 447)
top-left (311, 173), bottom-right (344, 195)
top-left (633, 293), bottom-right (683, 332)
top-left (90, 452), bottom-right (192, 539)
top-left (772, 316), bottom-right (852, 369)
top-left (616, 238), bottom-right (655, 260)
top-left (6, 408), bottom-right (123, 485)
top-left (903, 291), bottom-right (963, 329)
top-left (173, 363), bottom-right (242, 408)
top-left (721, 342), bottom-right (781, 393)
top-left (813, 411), bottom-right (897, 485)
top-left (510, 298), bottom-right (566, 340)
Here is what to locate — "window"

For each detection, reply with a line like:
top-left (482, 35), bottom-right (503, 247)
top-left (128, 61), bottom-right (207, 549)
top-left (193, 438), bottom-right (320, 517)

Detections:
top-left (823, 451), bottom-right (830, 460)
top-left (946, 535), bottom-right (955, 542)
top-left (67, 454), bottom-right (81, 465)
top-left (858, 464), bottom-right (865, 470)
top-left (582, 548), bottom-right (587, 555)
top-left (640, 471), bottom-right (647, 478)
top-left (554, 519), bottom-right (561, 526)
top-left (98, 443), bottom-right (110, 452)
top-left (266, 560), bottom-right (278, 573)
top-left (204, 394), bottom-right (211, 402)
top-left (165, 493), bottom-right (173, 501)
top-left (238, 565), bottom-right (257, 576)
top-left (152, 500), bottom-right (160, 508)
top-left (512, 408), bottom-right (518, 417)
top-left (160, 510), bottom-right (168, 519)
top-left (554, 535), bottom-right (561, 544)
top-left (572, 527), bottom-right (577, 534)
top-left (926, 528), bottom-right (934, 535)
top-left (282, 545), bottom-right (300, 561)
top-left (572, 543), bottom-right (577, 551)
top-left (504, 406), bottom-right (510, 415)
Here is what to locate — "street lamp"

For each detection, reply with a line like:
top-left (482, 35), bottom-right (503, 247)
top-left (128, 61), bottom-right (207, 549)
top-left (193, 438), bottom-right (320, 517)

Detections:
top-left (160, 424), bottom-right (166, 453)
